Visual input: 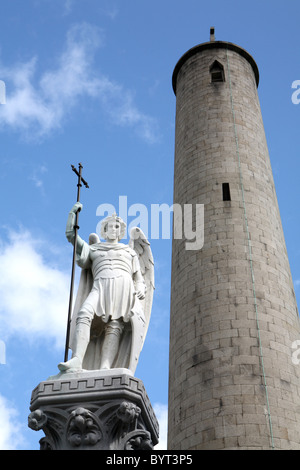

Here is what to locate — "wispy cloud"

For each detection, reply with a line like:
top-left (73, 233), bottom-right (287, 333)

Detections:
top-left (0, 229), bottom-right (69, 349)
top-left (0, 394), bottom-right (26, 450)
top-left (99, 82), bottom-right (160, 143)
top-left (0, 23), bottom-right (159, 143)
top-left (153, 403), bottom-right (168, 450)
top-left (63, 0), bottom-right (75, 16)
top-left (100, 4), bottom-right (119, 20)
top-left (29, 164), bottom-right (48, 190)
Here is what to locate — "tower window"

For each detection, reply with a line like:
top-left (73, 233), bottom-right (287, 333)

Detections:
top-left (222, 183), bottom-right (231, 201)
top-left (210, 60), bottom-right (225, 83)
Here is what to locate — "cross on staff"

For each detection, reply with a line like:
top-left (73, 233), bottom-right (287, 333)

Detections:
top-left (64, 163), bottom-right (89, 363)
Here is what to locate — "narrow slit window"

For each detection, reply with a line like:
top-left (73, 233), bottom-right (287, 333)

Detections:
top-left (210, 60), bottom-right (225, 83)
top-left (222, 183), bottom-right (231, 201)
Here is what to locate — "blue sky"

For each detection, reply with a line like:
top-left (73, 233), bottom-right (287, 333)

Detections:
top-left (0, 0), bottom-right (299, 450)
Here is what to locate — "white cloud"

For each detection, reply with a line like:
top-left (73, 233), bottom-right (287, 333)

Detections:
top-left (0, 23), bottom-right (103, 138)
top-left (99, 82), bottom-right (160, 144)
top-left (63, 0), bottom-right (75, 16)
top-left (0, 22), bottom-right (159, 143)
top-left (0, 229), bottom-right (69, 349)
top-left (29, 164), bottom-right (48, 190)
top-left (154, 402), bottom-right (168, 450)
top-left (0, 394), bottom-right (26, 450)
top-left (104, 5), bottom-right (119, 21)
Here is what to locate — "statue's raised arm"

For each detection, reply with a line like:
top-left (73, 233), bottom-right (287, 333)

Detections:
top-left (65, 202), bottom-right (85, 255)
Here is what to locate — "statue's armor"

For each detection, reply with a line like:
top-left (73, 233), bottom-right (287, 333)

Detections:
top-left (76, 242), bottom-right (142, 325)
top-left (90, 246), bottom-right (136, 280)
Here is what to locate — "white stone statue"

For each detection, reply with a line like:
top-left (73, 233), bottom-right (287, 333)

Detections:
top-left (58, 203), bottom-right (154, 375)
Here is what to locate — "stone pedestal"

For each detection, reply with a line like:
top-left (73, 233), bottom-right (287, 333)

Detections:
top-left (28, 369), bottom-right (159, 450)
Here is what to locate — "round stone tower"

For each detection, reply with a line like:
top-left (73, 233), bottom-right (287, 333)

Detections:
top-left (168, 30), bottom-right (300, 450)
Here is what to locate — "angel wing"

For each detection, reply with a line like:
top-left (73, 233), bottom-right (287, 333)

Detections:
top-left (129, 227), bottom-right (155, 343)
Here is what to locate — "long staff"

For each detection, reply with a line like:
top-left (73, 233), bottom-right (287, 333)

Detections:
top-left (64, 163), bottom-right (89, 362)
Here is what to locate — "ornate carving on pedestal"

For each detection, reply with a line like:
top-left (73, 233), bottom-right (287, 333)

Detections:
top-left (121, 429), bottom-right (153, 450)
top-left (108, 401), bottom-right (153, 450)
top-left (117, 401), bottom-right (141, 424)
top-left (66, 408), bottom-right (102, 447)
top-left (28, 372), bottom-right (159, 450)
top-left (28, 409), bottom-right (47, 431)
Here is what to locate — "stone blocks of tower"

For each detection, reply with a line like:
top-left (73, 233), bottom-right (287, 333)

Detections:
top-left (168, 37), bottom-right (300, 450)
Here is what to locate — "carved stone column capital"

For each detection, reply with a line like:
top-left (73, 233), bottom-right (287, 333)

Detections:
top-left (28, 370), bottom-right (159, 450)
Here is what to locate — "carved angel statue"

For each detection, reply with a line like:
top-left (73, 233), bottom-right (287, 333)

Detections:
top-left (58, 203), bottom-right (154, 375)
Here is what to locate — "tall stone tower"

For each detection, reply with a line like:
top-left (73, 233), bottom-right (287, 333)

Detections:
top-left (168, 29), bottom-right (300, 450)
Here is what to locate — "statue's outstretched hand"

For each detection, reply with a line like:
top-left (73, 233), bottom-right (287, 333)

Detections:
top-left (66, 202), bottom-right (83, 243)
top-left (70, 202), bottom-right (83, 214)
